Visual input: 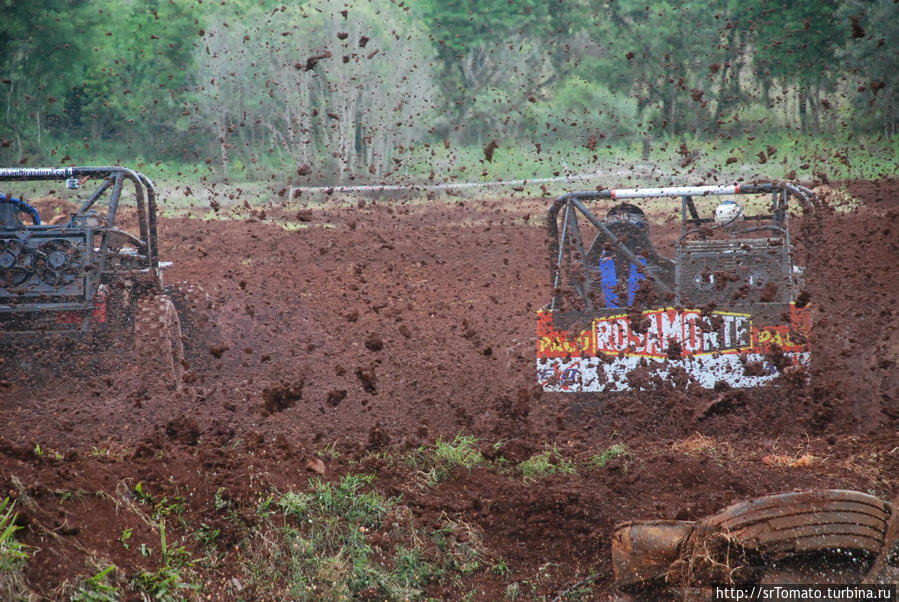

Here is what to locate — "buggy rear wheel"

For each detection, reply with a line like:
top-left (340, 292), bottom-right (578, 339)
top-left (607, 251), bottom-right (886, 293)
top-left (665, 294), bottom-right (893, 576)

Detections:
top-left (133, 294), bottom-right (185, 391)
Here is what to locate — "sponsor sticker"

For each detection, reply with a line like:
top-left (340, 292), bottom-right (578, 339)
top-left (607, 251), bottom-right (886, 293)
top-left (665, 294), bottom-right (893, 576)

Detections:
top-left (538, 305), bottom-right (809, 361)
top-left (0, 168), bottom-right (74, 179)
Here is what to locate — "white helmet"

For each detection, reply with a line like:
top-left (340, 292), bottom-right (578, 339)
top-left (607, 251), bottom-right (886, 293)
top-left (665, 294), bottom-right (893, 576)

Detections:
top-left (714, 199), bottom-right (743, 226)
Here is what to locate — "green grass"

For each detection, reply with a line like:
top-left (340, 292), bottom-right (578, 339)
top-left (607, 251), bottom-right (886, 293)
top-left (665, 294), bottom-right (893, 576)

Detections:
top-left (518, 446), bottom-right (577, 481)
top-left (23, 129), bottom-right (899, 205)
top-left (32, 443), bottom-right (64, 461)
top-left (10, 437), bottom-right (652, 600)
top-left (193, 523), bottom-right (221, 549)
top-left (132, 519), bottom-right (199, 600)
top-left (316, 442), bottom-right (342, 461)
top-left (15, 131), bottom-right (891, 222)
top-left (429, 515), bottom-right (488, 579)
top-left (588, 444), bottom-right (630, 469)
top-left (241, 474), bottom-right (440, 600)
top-left (406, 435), bottom-right (485, 487)
top-left (279, 474), bottom-right (391, 530)
top-left (71, 566), bottom-right (119, 602)
top-left (236, 473), bottom-right (500, 600)
top-left (0, 497), bottom-right (29, 599)
top-left (121, 482), bottom-right (202, 599)
top-left (368, 131), bottom-right (897, 200)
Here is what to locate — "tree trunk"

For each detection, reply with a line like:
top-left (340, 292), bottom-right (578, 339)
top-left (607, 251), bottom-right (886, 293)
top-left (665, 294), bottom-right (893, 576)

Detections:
top-left (713, 27), bottom-right (739, 125)
top-left (220, 131), bottom-right (229, 179)
top-left (713, 61), bottom-right (731, 125)
top-left (662, 96), bottom-right (673, 133)
top-left (798, 83), bottom-right (808, 133)
top-left (812, 86), bottom-right (820, 133)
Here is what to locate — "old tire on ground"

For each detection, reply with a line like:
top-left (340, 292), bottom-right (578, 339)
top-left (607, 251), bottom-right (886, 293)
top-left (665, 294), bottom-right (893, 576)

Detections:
top-left (134, 293), bottom-right (185, 391)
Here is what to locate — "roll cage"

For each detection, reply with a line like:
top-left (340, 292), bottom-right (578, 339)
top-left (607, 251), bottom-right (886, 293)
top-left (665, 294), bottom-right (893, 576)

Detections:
top-left (0, 166), bottom-right (163, 327)
top-left (0, 166), bottom-right (161, 271)
top-left (546, 183), bottom-right (817, 311)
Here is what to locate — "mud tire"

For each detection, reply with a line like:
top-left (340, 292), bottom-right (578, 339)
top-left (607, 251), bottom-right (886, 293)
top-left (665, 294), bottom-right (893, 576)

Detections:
top-left (133, 293), bottom-right (185, 391)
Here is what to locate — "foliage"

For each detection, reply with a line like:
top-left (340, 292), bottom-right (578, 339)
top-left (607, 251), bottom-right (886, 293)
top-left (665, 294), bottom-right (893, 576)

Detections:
top-left (0, 0), bottom-right (895, 175)
top-left (749, 0), bottom-right (844, 132)
top-left (243, 474), bottom-right (438, 600)
top-left (413, 0), bottom-right (580, 141)
top-left (406, 434), bottom-right (484, 486)
top-left (192, 0), bottom-right (436, 182)
top-left (0, 497), bottom-right (29, 598)
top-left (519, 446), bottom-right (577, 481)
top-left (837, 0), bottom-right (899, 134)
top-left (0, 0), bottom-right (201, 163)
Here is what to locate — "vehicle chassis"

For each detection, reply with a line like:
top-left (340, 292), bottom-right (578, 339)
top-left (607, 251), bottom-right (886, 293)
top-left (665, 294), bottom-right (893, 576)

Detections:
top-left (538, 183), bottom-right (817, 392)
top-left (0, 166), bottom-right (183, 387)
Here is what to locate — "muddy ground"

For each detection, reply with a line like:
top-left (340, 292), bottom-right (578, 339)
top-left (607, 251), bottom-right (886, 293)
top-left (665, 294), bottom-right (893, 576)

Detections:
top-left (0, 179), bottom-right (896, 600)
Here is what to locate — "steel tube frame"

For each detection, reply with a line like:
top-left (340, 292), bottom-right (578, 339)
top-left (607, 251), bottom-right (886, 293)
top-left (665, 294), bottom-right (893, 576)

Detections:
top-left (546, 183), bottom-right (816, 310)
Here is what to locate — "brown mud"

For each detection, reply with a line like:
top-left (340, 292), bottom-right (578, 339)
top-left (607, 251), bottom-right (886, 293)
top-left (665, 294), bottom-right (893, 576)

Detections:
top-left (0, 179), bottom-right (896, 599)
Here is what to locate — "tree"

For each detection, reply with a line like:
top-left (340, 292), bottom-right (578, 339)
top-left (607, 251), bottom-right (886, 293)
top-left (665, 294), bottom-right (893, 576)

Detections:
top-left (838, 0), bottom-right (899, 135)
top-left (194, 0), bottom-right (436, 182)
top-left (0, 0), bottom-right (90, 161)
top-left (751, 0), bottom-right (844, 132)
top-left (0, 0), bottom-right (203, 164)
top-left (414, 0), bottom-right (580, 143)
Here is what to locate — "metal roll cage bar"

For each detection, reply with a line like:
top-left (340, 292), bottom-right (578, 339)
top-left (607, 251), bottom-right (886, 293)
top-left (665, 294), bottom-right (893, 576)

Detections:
top-left (0, 166), bottom-right (161, 271)
top-left (546, 183), bottom-right (817, 310)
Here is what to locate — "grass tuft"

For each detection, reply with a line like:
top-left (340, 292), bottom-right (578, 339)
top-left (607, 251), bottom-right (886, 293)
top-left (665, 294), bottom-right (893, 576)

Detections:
top-left (131, 519), bottom-right (199, 600)
top-left (406, 434), bottom-right (484, 487)
top-left (588, 443), bottom-right (630, 468)
top-left (519, 446), bottom-right (577, 481)
top-left (238, 473), bottom-right (499, 600)
top-left (70, 566), bottom-right (119, 602)
top-left (0, 497), bottom-right (29, 599)
top-left (245, 474), bottom-right (430, 600)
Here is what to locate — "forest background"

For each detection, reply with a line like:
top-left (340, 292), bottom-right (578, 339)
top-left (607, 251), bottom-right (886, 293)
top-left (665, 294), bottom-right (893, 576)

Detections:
top-left (1, 0), bottom-right (896, 187)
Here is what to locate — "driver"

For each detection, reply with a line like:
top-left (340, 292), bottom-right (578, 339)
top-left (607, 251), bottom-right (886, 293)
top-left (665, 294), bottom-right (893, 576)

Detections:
top-left (605, 202), bottom-right (649, 233)
top-left (714, 199), bottom-right (744, 228)
top-left (598, 203), bottom-right (650, 308)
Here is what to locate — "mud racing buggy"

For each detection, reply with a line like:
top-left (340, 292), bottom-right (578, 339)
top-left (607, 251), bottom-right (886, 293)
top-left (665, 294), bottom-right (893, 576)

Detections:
top-left (0, 166), bottom-right (195, 389)
top-left (538, 183), bottom-right (815, 392)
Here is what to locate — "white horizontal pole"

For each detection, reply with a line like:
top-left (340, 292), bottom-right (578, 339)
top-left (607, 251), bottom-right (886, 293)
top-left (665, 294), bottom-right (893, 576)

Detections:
top-left (610, 185), bottom-right (740, 199)
top-left (289, 169), bottom-right (608, 199)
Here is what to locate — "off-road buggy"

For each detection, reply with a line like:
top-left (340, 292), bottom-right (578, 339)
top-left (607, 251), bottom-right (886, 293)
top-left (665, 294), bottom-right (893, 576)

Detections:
top-left (538, 183), bottom-right (816, 392)
top-left (0, 166), bottom-right (208, 388)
